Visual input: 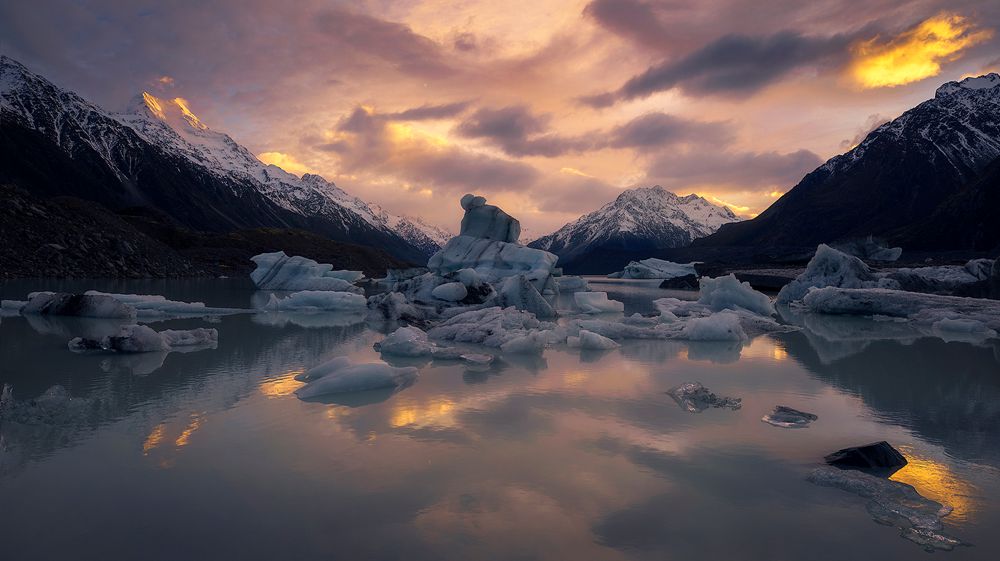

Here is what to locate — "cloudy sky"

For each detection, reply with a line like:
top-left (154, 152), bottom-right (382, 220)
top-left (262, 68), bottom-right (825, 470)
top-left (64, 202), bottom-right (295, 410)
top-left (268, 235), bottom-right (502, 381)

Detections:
top-left (2, 0), bottom-right (998, 235)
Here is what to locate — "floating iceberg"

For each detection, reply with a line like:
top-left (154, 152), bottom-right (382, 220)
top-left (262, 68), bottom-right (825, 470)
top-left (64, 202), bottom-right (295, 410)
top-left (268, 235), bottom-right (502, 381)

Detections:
top-left (608, 258), bottom-right (697, 280)
top-left (777, 245), bottom-right (895, 304)
top-left (567, 329), bottom-right (620, 350)
top-left (459, 193), bottom-right (520, 242)
top-left (554, 275), bottom-right (589, 292)
top-left (499, 331), bottom-right (550, 354)
top-left (295, 359), bottom-right (418, 398)
top-left (761, 405), bottom-right (818, 428)
top-left (69, 325), bottom-right (218, 353)
top-left (262, 290), bottom-right (367, 313)
top-left (680, 311), bottom-right (748, 342)
top-left (85, 291), bottom-right (245, 319)
top-left (250, 251), bottom-right (364, 293)
top-left (888, 258), bottom-right (994, 295)
top-left (801, 287), bottom-right (1000, 334)
top-left (667, 382), bottom-right (741, 412)
top-left (20, 292), bottom-right (136, 319)
top-left (697, 274), bottom-right (775, 316)
top-left (294, 356), bottom-right (354, 382)
top-left (494, 275), bottom-right (555, 318)
top-left (374, 326), bottom-right (434, 357)
top-left (574, 292), bottom-right (625, 314)
top-left (807, 467), bottom-right (963, 551)
top-left (429, 235), bottom-right (558, 293)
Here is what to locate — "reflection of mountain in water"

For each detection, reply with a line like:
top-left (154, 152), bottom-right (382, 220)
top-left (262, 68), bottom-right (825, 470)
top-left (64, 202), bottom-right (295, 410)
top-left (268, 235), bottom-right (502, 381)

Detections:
top-left (777, 324), bottom-right (1000, 467)
top-left (0, 314), bottom-right (366, 476)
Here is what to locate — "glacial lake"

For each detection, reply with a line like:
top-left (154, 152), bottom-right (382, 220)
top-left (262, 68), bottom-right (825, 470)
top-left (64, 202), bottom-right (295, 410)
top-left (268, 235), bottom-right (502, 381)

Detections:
top-left (1, 278), bottom-right (999, 560)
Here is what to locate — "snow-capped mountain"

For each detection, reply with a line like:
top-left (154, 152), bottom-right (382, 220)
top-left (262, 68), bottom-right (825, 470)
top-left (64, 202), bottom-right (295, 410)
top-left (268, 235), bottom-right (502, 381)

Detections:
top-left (701, 73), bottom-right (1000, 251)
top-left (0, 55), bottom-right (444, 261)
top-left (528, 185), bottom-right (739, 266)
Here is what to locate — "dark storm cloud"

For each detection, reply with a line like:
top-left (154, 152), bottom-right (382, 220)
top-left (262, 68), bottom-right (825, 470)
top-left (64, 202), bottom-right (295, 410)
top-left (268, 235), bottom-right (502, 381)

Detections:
top-left (384, 101), bottom-right (472, 121)
top-left (608, 112), bottom-right (733, 149)
top-left (582, 0), bottom-right (679, 52)
top-left (584, 30), bottom-right (853, 106)
top-left (648, 149), bottom-right (823, 190)
top-left (455, 105), bottom-right (595, 157)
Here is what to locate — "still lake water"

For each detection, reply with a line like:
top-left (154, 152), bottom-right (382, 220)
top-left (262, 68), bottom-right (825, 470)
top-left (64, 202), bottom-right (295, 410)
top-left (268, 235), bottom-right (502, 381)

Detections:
top-left (1, 278), bottom-right (999, 560)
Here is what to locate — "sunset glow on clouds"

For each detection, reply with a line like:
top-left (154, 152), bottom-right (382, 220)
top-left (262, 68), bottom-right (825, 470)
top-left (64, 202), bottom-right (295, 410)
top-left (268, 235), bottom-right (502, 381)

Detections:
top-left (2, 0), bottom-right (997, 234)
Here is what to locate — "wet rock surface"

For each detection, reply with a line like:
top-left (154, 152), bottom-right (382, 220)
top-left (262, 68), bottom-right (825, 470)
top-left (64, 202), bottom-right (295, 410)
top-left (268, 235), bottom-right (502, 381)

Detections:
top-left (667, 382), bottom-right (742, 413)
top-left (824, 441), bottom-right (908, 474)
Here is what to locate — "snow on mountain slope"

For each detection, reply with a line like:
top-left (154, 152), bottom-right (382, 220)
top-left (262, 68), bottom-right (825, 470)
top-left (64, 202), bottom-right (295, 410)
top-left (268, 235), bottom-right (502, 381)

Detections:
top-left (0, 55), bottom-right (446, 258)
top-left (529, 185), bottom-right (739, 263)
top-left (701, 72), bottom-right (1000, 250)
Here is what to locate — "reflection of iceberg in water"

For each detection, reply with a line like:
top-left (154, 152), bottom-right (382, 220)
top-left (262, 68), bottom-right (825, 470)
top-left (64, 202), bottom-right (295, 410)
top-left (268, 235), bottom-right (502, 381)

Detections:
top-left (778, 320), bottom-right (1000, 467)
top-left (251, 311), bottom-right (367, 329)
top-left (24, 314), bottom-right (133, 340)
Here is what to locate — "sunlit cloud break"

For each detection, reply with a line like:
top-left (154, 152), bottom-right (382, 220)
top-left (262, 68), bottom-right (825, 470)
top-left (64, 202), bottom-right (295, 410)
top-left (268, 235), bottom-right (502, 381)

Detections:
top-left (851, 12), bottom-right (993, 88)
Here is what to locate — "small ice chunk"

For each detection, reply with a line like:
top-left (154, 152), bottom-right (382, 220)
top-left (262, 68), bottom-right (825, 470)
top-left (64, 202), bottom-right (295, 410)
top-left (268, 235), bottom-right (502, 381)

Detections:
top-left (698, 274), bottom-right (775, 316)
top-left (680, 311), bottom-right (748, 342)
top-left (263, 290), bottom-right (367, 313)
top-left (294, 356), bottom-right (353, 382)
top-left (431, 282), bottom-right (469, 302)
top-left (667, 382), bottom-right (741, 413)
top-left (567, 329), bottom-right (621, 350)
top-left (932, 317), bottom-right (998, 340)
top-left (460, 353), bottom-right (494, 365)
top-left (761, 405), bottom-right (818, 428)
top-left (554, 275), bottom-right (589, 292)
top-left (295, 361), bottom-right (418, 398)
top-left (21, 292), bottom-right (136, 319)
top-left (574, 292), bottom-right (625, 314)
top-left (250, 251), bottom-right (364, 293)
top-left (375, 326), bottom-right (433, 357)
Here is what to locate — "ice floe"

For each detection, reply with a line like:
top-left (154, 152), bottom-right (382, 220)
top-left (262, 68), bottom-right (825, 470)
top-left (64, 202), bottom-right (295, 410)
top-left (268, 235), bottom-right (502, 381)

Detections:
top-left (574, 292), bottom-right (625, 314)
top-left (554, 275), bottom-right (589, 292)
top-left (85, 291), bottom-right (245, 319)
top-left (680, 311), bottom-right (748, 342)
top-left (777, 245), bottom-right (895, 305)
top-left (427, 306), bottom-right (553, 348)
top-left (667, 382), bottom-right (742, 413)
top-left (761, 406), bottom-right (818, 428)
top-left (374, 326), bottom-right (434, 357)
top-left (294, 358), bottom-right (418, 398)
top-left (608, 258), bottom-right (697, 280)
top-left (807, 467), bottom-right (963, 551)
top-left (69, 325), bottom-right (218, 353)
top-left (250, 251), bottom-right (364, 293)
top-left (697, 274), bottom-right (775, 316)
top-left (261, 290), bottom-right (367, 313)
top-left (20, 292), bottom-right (136, 319)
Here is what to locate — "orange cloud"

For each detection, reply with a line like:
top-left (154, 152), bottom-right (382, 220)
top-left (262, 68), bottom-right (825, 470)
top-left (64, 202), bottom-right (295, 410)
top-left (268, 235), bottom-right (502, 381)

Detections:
top-left (850, 13), bottom-right (993, 88)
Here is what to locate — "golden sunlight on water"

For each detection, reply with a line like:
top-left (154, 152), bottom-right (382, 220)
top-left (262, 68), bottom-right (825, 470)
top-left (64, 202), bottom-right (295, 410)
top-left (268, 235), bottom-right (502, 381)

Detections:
top-left (891, 446), bottom-right (979, 523)
top-left (174, 414), bottom-right (204, 448)
top-left (390, 397), bottom-right (457, 428)
top-left (259, 371), bottom-right (305, 398)
top-left (142, 423), bottom-right (166, 455)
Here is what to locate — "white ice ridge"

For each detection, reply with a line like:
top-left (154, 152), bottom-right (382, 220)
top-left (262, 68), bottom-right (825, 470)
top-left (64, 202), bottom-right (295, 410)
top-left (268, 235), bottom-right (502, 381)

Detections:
top-left (294, 357), bottom-right (418, 398)
top-left (574, 292), bottom-right (625, 314)
top-left (608, 258), bottom-right (697, 279)
top-left (777, 244), bottom-right (894, 304)
top-left (567, 329), bottom-right (620, 350)
top-left (84, 291), bottom-right (246, 318)
top-left (69, 325), bottom-right (218, 353)
top-left (250, 251), bottom-right (364, 292)
top-left (262, 290), bottom-right (367, 313)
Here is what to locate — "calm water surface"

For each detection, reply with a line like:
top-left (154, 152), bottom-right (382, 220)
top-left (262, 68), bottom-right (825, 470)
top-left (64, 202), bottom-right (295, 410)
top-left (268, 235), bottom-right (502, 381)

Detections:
top-left (1, 278), bottom-right (999, 560)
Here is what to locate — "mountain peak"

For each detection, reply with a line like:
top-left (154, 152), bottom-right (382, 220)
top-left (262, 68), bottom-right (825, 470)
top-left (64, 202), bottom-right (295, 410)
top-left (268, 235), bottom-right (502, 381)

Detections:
top-left (935, 73), bottom-right (1000, 98)
top-left (126, 91), bottom-right (208, 131)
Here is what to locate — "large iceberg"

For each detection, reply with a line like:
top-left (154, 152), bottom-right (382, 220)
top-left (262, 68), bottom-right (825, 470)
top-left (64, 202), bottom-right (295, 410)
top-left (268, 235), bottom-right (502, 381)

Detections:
top-left (698, 274), bottom-right (775, 316)
top-left (777, 245), bottom-right (894, 304)
top-left (427, 195), bottom-right (558, 294)
top-left (250, 251), bottom-right (364, 293)
top-left (608, 258), bottom-right (697, 280)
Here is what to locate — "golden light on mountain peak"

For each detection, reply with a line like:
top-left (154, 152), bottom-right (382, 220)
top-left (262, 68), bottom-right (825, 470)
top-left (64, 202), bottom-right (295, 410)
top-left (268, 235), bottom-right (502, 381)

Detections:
top-left (851, 13), bottom-right (993, 88)
top-left (258, 151), bottom-right (314, 176)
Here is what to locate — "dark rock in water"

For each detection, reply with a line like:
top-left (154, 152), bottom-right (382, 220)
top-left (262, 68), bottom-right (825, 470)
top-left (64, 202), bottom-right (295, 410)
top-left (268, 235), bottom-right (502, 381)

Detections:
top-left (824, 441), bottom-right (907, 474)
top-left (761, 405), bottom-right (818, 428)
top-left (659, 274), bottom-right (699, 290)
